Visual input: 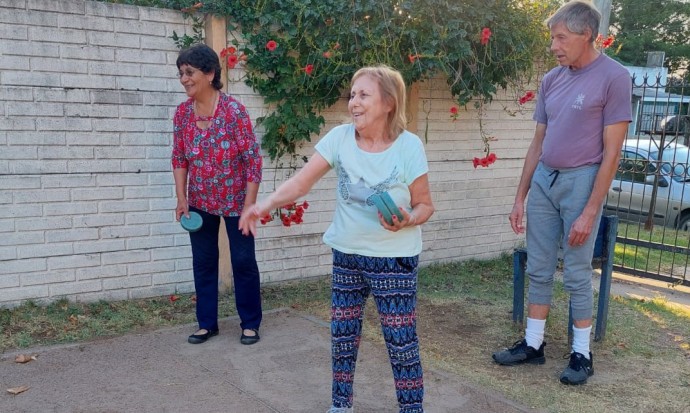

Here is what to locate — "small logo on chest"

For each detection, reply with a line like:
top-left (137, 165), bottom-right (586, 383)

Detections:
top-left (572, 93), bottom-right (585, 110)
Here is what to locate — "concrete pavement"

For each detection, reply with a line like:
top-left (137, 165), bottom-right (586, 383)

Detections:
top-left (602, 271), bottom-right (690, 312)
top-left (0, 308), bottom-right (535, 413)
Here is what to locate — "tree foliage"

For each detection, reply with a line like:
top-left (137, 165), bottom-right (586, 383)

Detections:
top-left (610, 0), bottom-right (690, 74)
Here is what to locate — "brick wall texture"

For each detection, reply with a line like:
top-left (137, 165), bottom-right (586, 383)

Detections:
top-left (0, 0), bottom-right (534, 307)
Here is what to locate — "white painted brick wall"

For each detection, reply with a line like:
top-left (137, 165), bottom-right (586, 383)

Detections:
top-left (0, 0), bottom-right (534, 307)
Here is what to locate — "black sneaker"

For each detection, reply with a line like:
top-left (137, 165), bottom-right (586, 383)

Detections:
top-left (559, 352), bottom-right (593, 385)
top-left (492, 338), bottom-right (546, 366)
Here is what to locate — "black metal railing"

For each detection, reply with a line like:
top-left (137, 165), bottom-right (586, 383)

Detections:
top-left (606, 75), bottom-right (690, 286)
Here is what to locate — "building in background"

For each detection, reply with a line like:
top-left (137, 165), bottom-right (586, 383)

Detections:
top-left (626, 52), bottom-right (689, 140)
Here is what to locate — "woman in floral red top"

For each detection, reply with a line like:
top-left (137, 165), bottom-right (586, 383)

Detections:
top-left (172, 44), bottom-right (263, 346)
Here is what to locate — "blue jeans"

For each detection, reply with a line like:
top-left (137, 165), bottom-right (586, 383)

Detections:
top-left (189, 206), bottom-right (262, 332)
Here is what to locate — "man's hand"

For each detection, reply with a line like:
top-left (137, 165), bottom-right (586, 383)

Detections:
top-left (567, 212), bottom-right (596, 247)
top-left (509, 202), bottom-right (526, 234)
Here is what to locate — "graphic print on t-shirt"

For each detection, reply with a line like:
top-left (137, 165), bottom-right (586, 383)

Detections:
top-left (572, 93), bottom-right (585, 110)
top-left (336, 157), bottom-right (400, 207)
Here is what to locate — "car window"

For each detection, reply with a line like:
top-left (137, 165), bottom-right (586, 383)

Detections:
top-left (617, 150), bottom-right (651, 183)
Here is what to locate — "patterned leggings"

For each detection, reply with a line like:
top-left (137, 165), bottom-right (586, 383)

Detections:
top-left (331, 250), bottom-right (424, 413)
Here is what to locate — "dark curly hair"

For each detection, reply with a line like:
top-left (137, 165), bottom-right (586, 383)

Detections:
top-left (176, 44), bottom-right (223, 90)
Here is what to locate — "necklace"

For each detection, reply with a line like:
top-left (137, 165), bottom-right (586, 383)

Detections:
top-left (194, 112), bottom-right (213, 122)
top-left (193, 91), bottom-right (219, 122)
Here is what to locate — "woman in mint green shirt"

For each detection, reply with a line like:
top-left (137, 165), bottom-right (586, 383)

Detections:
top-left (240, 65), bottom-right (434, 413)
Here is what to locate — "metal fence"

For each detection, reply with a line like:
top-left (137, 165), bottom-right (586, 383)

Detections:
top-left (605, 74), bottom-right (690, 286)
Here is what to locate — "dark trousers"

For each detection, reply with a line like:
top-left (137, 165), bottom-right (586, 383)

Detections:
top-left (189, 206), bottom-right (262, 332)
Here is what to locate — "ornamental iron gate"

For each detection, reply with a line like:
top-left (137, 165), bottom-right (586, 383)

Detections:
top-left (605, 74), bottom-right (690, 286)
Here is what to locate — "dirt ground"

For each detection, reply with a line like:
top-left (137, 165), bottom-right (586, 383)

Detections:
top-left (353, 296), bottom-right (690, 413)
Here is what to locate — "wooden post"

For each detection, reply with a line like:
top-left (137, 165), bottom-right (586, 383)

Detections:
top-left (205, 15), bottom-right (228, 92)
top-left (407, 83), bottom-right (420, 135)
top-left (593, 0), bottom-right (612, 37)
top-left (204, 16), bottom-right (233, 293)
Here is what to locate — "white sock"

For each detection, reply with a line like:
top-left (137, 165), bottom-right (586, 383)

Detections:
top-left (572, 325), bottom-right (592, 358)
top-left (525, 317), bottom-right (546, 349)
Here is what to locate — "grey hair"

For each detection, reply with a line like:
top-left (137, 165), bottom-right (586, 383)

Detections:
top-left (546, 1), bottom-right (601, 42)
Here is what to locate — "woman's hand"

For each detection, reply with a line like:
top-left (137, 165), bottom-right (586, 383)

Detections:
top-left (175, 198), bottom-right (189, 221)
top-left (239, 202), bottom-right (268, 237)
top-left (379, 207), bottom-right (417, 232)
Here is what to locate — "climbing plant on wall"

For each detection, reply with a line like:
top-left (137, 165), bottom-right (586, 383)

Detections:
top-left (218, 0), bottom-right (557, 160)
top-left (118, 0), bottom-right (557, 161)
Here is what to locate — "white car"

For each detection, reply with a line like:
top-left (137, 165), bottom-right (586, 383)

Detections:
top-left (606, 139), bottom-right (690, 230)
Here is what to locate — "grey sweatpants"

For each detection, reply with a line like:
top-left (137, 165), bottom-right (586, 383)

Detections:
top-left (526, 162), bottom-right (602, 321)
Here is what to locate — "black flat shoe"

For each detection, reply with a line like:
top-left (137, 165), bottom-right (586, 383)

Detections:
top-left (240, 328), bottom-right (260, 345)
top-left (187, 329), bottom-right (219, 344)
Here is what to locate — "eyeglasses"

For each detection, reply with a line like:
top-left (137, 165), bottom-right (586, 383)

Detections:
top-left (177, 68), bottom-right (201, 79)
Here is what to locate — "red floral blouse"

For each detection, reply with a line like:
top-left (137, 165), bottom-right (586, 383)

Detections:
top-left (171, 93), bottom-right (262, 217)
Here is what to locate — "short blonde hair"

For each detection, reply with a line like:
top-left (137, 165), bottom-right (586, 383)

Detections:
top-left (351, 65), bottom-right (407, 139)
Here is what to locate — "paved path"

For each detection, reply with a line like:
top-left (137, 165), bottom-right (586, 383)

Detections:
top-left (595, 270), bottom-right (690, 311)
top-left (1, 309), bottom-right (535, 413)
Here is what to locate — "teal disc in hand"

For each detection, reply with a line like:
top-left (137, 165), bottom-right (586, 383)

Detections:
top-left (180, 211), bottom-right (203, 232)
top-left (380, 191), bottom-right (403, 222)
top-left (371, 193), bottom-right (394, 225)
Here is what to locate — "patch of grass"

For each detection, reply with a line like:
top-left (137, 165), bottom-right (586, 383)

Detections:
top-left (261, 277), bottom-right (331, 309)
top-left (418, 254), bottom-right (515, 302)
top-left (261, 277), bottom-right (332, 319)
top-left (615, 222), bottom-right (690, 280)
top-left (0, 279), bottom-right (331, 353)
top-left (0, 295), bottom-right (201, 352)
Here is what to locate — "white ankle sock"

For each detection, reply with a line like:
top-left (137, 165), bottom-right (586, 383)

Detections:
top-left (572, 325), bottom-right (592, 358)
top-left (525, 317), bottom-right (546, 349)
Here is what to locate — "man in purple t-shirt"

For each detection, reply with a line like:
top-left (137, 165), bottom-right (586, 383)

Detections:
top-left (492, 1), bottom-right (632, 385)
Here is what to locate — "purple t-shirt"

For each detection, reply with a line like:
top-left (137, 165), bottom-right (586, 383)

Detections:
top-left (534, 54), bottom-right (632, 169)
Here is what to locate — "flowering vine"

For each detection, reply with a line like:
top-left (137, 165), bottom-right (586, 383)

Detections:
top-left (518, 91), bottom-right (536, 105)
top-left (595, 34), bottom-right (615, 50)
top-left (473, 152), bottom-right (498, 168)
top-left (595, 33), bottom-right (621, 56)
top-left (220, 46), bottom-right (247, 69)
top-left (450, 106), bottom-right (459, 122)
top-left (260, 201), bottom-right (309, 227)
top-left (480, 27), bottom-right (492, 46)
top-left (170, 2), bottom-right (204, 49)
top-left (170, 0), bottom-right (557, 163)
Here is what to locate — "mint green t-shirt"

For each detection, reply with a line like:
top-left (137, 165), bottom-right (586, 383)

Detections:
top-left (315, 124), bottom-right (429, 258)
